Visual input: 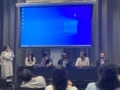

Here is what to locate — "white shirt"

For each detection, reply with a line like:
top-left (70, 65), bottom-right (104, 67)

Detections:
top-left (1, 50), bottom-right (14, 61)
top-left (75, 57), bottom-right (90, 67)
top-left (0, 50), bottom-right (14, 78)
top-left (100, 58), bottom-right (106, 65)
top-left (85, 82), bottom-right (120, 90)
top-left (45, 85), bottom-right (78, 90)
top-left (25, 57), bottom-right (36, 66)
top-left (21, 76), bottom-right (46, 88)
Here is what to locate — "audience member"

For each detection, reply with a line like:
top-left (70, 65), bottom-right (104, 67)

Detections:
top-left (20, 69), bottom-right (46, 88)
top-left (45, 67), bottom-right (78, 90)
top-left (75, 51), bottom-right (90, 67)
top-left (85, 64), bottom-right (120, 90)
top-left (58, 52), bottom-right (72, 68)
top-left (95, 52), bottom-right (109, 67)
top-left (25, 51), bottom-right (36, 66)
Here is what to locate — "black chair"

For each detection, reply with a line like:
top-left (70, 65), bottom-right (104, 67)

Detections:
top-left (15, 87), bottom-right (45, 90)
top-left (0, 79), bottom-right (7, 90)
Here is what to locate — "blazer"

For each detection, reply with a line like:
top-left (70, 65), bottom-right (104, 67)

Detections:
top-left (96, 58), bottom-right (108, 67)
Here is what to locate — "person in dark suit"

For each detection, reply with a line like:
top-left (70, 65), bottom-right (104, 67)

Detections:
top-left (40, 53), bottom-right (52, 67)
top-left (58, 52), bottom-right (72, 68)
top-left (96, 52), bottom-right (109, 67)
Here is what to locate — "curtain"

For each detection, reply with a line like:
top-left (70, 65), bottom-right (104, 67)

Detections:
top-left (2, 0), bottom-right (16, 49)
top-left (100, 0), bottom-right (120, 64)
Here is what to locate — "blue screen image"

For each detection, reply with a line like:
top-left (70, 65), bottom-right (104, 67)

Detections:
top-left (20, 4), bottom-right (93, 47)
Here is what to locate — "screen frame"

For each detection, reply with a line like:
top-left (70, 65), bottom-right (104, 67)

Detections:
top-left (16, 2), bottom-right (94, 48)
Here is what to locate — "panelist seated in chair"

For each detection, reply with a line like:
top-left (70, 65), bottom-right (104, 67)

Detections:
top-left (20, 69), bottom-right (46, 88)
top-left (75, 51), bottom-right (90, 68)
top-left (58, 52), bottom-right (72, 68)
top-left (40, 53), bottom-right (53, 67)
top-left (25, 51), bottom-right (36, 67)
top-left (95, 52), bottom-right (109, 67)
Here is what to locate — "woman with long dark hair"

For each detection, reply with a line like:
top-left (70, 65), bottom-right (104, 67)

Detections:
top-left (25, 51), bottom-right (36, 66)
top-left (86, 64), bottom-right (120, 90)
top-left (45, 67), bottom-right (78, 90)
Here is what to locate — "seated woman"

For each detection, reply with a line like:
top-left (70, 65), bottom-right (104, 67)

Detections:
top-left (45, 67), bottom-right (78, 90)
top-left (20, 69), bottom-right (46, 88)
top-left (25, 51), bottom-right (36, 66)
top-left (75, 51), bottom-right (90, 67)
top-left (85, 64), bottom-right (120, 90)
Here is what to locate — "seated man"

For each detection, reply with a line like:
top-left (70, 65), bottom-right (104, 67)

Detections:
top-left (20, 69), bottom-right (46, 88)
top-left (58, 52), bottom-right (72, 68)
top-left (95, 52), bottom-right (109, 67)
top-left (40, 53), bottom-right (53, 67)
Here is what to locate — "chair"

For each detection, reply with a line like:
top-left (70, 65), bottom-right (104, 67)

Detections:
top-left (15, 87), bottom-right (45, 90)
top-left (0, 79), bottom-right (7, 90)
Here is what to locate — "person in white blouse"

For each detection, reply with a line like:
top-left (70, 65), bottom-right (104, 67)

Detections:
top-left (45, 67), bottom-right (78, 90)
top-left (0, 45), bottom-right (14, 79)
top-left (75, 51), bottom-right (90, 67)
top-left (25, 51), bottom-right (36, 66)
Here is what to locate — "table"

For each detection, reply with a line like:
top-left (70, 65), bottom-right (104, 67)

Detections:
top-left (18, 66), bottom-right (98, 82)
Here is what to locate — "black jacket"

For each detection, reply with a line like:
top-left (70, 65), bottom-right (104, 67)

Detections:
top-left (96, 58), bottom-right (109, 67)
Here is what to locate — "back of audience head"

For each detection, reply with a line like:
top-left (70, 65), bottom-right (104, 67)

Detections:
top-left (52, 67), bottom-right (68, 90)
top-left (96, 64), bottom-right (120, 90)
top-left (20, 69), bottom-right (34, 82)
